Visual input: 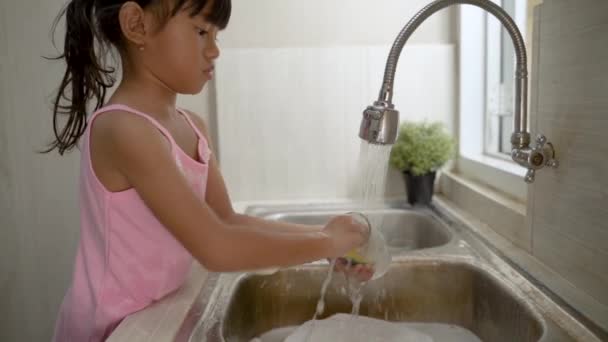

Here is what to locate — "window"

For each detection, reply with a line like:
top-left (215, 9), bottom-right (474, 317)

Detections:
top-left (458, 0), bottom-right (534, 202)
top-left (484, 0), bottom-right (528, 158)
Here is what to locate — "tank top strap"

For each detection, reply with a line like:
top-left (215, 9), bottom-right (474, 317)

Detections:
top-left (176, 109), bottom-right (205, 140)
top-left (176, 108), bottom-right (211, 151)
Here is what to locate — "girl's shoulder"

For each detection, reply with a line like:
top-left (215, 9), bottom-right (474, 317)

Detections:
top-left (90, 108), bottom-right (174, 166)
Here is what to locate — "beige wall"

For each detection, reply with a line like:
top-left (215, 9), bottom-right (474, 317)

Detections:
top-left (526, 0), bottom-right (608, 331)
top-left (0, 1), bottom-right (455, 341)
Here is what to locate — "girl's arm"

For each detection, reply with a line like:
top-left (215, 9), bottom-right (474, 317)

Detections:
top-left (98, 110), bottom-right (364, 272)
top-left (226, 214), bottom-right (323, 233)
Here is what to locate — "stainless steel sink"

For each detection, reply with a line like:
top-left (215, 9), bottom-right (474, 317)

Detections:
top-left (221, 260), bottom-right (542, 342)
top-left (263, 209), bottom-right (452, 254)
top-left (183, 202), bottom-right (605, 342)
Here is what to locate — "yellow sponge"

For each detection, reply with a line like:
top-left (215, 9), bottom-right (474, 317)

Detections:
top-left (344, 250), bottom-right (369, 265)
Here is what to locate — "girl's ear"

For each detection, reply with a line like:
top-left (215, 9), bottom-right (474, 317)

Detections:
top-left (118, 2), bottom-right (149, 48)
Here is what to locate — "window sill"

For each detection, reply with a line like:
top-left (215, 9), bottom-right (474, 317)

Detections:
top-left (463, 152), bottom-right (527, 177)
top-left (456, 153), bottom-right (528, 203)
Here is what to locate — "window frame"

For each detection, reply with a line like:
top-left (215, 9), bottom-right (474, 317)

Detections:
top-left (457, 0), bottom-right (530, 202)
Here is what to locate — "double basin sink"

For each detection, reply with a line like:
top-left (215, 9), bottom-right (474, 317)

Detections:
top-left (181, 201), bottom-right (602, 341)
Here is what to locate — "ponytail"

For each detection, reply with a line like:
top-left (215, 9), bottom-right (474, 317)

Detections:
top-left (44, 0), bottom-right (231, 154)
top-left (45, 0), bottom-right (115, 155)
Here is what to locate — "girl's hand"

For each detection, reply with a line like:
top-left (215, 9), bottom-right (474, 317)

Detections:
top-left (333, 257), bottom-right (374, 282)
top-left (321, 214), bottom-right (373, 282)
top-left (322, 215), bottom-right (369, 258)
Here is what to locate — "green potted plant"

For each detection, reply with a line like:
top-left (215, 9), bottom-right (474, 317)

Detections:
top-left (389, 121), bottom-right (455, 205)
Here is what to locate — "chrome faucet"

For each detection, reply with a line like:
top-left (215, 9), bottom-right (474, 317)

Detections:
top-left (358, 0), bottom-right (558, 183)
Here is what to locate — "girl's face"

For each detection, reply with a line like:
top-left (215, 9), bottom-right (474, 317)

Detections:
top-left (141, 2), bottom-right (220, 94)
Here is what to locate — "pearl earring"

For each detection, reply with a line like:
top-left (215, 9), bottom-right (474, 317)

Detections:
top-left (139, 46), bottom-right (145, 51)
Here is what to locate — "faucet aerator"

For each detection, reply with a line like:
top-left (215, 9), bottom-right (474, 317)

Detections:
top-left (359, 102), bottom-right (400, 145)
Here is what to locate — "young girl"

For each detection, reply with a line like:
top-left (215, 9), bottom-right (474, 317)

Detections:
top-left (47, 0), bottom-right (371, 340)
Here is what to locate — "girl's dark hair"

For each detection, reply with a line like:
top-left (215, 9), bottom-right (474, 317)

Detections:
top-left (45, 0), bottom-right (231, 154)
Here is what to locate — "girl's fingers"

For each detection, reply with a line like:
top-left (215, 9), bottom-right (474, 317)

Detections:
top-left (361, 267), bottom-right (374, 281)
top-left (354, 265), bottom-right (373, 281)
top-left (329, 259), bottom-right (375, 281)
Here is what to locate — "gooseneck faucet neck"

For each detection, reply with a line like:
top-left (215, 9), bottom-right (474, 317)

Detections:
top-left (358, 0), bottom-right (558, 183)
top-left (379, 0), bottom-right (528, 135)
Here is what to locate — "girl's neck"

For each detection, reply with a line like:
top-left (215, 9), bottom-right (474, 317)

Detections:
top-left (107, 66), bottom-right (178, 120)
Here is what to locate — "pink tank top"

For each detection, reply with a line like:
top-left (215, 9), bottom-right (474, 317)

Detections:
top-left (53, 104), bottom-right (211, 341)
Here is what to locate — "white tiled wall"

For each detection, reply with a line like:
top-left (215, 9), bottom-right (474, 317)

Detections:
top-left (210, 0), bottom-right (457, 202)
top-left (215, 45), bottom-right (456, 201)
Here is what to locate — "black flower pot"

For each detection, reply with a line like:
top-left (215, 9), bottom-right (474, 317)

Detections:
top-left (403, 171), bottom-right (436, 205)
